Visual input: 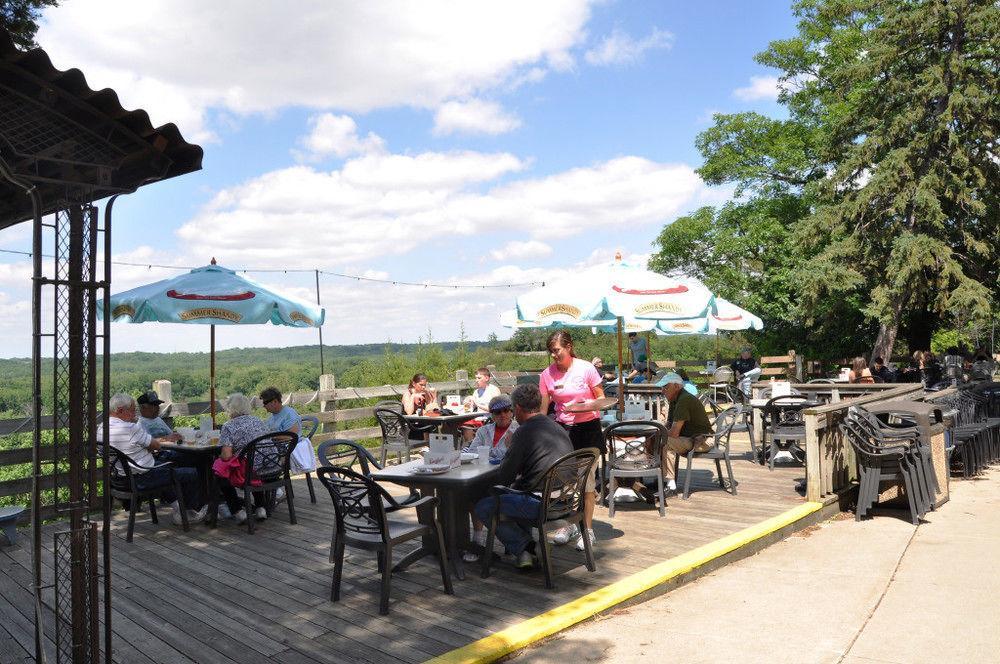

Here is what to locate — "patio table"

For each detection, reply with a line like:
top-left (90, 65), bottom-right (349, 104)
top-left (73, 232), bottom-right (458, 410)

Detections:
top-left (403, 411), bottom-right (488, 448)
top-left (159, 440), bottom-right (222, 524)
top-left (371, 458), bottom-right (500, 580)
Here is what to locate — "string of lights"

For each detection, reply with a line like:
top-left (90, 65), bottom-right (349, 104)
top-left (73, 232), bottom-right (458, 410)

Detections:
top-left (0, 247), bottom-right (545, 289)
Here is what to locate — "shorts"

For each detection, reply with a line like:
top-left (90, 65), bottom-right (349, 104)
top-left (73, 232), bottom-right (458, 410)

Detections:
top-left (562, 418), bottom-right (603, 492)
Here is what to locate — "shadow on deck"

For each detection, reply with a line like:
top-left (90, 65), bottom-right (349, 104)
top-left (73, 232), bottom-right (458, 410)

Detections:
top-left (0, 435), bottom-right (813, 664)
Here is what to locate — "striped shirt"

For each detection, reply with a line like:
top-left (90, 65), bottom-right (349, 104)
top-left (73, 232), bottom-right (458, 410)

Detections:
top-left (102, 416), bottom-right (155, 474)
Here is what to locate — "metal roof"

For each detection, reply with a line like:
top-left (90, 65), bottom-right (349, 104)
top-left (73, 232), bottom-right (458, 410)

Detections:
top-left (0, 28), bottom-right (203, 229)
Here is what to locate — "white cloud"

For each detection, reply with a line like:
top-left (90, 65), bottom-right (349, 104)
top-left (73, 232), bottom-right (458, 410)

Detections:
top-left (177, 147), bottom-right (709, 267)
top-left (489, 240), bottom-right (553, 261)
top-left (433, 99), bottom-right (522, 136)
top-left (584, 27), bottom-right (673, 66)
top-left (295, 114), bottom-right (385, 161)
top-left (37, 1), bottom-right (595, 141)
top-left (733, 75), bottom-right (780, 102)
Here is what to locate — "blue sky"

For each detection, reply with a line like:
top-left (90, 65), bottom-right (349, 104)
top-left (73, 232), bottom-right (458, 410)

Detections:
top-left (0, 1), bottom-right (796, 357)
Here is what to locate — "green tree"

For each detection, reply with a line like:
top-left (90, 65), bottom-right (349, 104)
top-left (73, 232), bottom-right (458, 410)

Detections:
top-left (1, 0), bottom-right (59, 49)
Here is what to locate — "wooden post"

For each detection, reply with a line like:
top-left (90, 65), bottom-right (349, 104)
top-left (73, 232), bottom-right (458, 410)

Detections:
top-left (319, 374), bottom-right (336, 435)
top-left (152, 379), bottom-right (172, 406)
top-left (804, 411), bottom-right (822, 502)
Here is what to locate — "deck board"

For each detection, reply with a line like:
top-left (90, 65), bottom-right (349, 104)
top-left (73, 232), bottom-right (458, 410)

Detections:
top-left (0, 435), bottom-right (806, 663)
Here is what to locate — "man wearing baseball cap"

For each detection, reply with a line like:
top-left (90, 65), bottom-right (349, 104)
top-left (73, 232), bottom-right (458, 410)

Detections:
top-left (137, 390), bottom-right (173, 438)
top-left (640, 372), bottom-right (713, 502)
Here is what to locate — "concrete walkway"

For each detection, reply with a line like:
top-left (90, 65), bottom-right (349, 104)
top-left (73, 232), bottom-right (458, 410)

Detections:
top-left (513, 468), bottom-right (1000, 664)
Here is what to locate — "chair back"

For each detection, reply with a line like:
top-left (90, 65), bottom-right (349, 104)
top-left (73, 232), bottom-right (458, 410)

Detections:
top-left (712, 367), bottom-right (735, 384)
top-left (538, 448), bottom-right (599, 521)
top-left (604, 420), bottom-right (666, 470)
top-left (317, 466), bottom-right (388, 539)
top-left (764, 395), bottom-right (809, 427)
top-left (301, 415), bottom-right (320, 439)
top-left (374, 400), bottom-right (403, 413)
top-left (725, 383), bottom-right (747, 406)
top-left (699, 393), bottom-right (722, 417)
top-left (105, 447), bottom-right (136, 489)
top-left (238, 431), bottom-right (297, 483)
top-left (807, 378), bottom-right (835, 384)
top-left (317, 439), bottom-right (376, 474)
top-left (711, 407), bottom-right (740, 450)
top-left (374, 407), bottom-right (409, 441)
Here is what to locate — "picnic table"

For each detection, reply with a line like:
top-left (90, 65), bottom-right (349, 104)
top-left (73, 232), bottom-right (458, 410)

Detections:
top-left (371, 458), bottom-right (500, 580)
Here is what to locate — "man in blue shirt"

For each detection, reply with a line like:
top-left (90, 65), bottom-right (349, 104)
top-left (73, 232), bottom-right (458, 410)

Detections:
top-left (137, 391), bottom-right (173, 437)
top-left (260, 387), bottom-right (301, 434)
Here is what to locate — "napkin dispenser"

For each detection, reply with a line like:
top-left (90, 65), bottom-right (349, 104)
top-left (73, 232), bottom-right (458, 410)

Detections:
top-left (425, 434), bottom-right (460, 468)
top-left (771, 380), bottom-right (792, 397)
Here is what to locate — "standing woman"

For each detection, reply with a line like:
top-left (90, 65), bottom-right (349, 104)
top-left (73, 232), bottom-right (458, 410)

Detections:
top-left (538, 330), bottom-right (605, 552)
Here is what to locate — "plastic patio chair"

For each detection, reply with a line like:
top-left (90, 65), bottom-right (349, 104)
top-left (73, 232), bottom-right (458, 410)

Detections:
top-left (604, 420), bottom-right (668, 517)
top-left (317, 438), bottom-right (419, 506)
top-left (106, 447), bottom-right (190, 542)
top-left (481, 448), bottom-right (599, 589)
top-left (373, 407), bottom-right (425, 466)
top-left (234, 431), bottom-right (298, 534)
top-left (674, 407), bottom-right (739, 499)
top-left (301, 415), bottom-right (320, 504)
top-left (317, 466), bottom-right (452, 615)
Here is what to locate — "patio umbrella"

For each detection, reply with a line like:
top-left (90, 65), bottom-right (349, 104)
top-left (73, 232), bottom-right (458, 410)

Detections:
top-left (99, 259), bottom-right (325, 422)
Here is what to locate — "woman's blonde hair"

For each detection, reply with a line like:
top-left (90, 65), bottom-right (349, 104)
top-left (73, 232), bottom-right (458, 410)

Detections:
top-left (225, 393), bottom-right (254, 417)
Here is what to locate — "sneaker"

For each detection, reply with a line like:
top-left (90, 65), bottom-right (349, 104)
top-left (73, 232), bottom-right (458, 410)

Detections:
top-left (234, 509), bottom-right (248, 524)
top-left (666, 479), bottom-right (677, 492)
top-left (171, 507), bottom-right (186, 527)
top-left (614, 487), bottom-right (639, 503)
top-left (472, 529), bottom-right (487, 548)
top-left (575, 528), bottom-right (597, 552)
top-left (462, 551), bottom-right (480, 563)
top-left (188, 506), bottom-right (209, 523)
top-left (255, 507), bottom-right (268, 521)
top-left (551, 524), bottom-right (579, 546)
top-left (274, 487), bottom-right (286, 504)
top-left (515, 550), bottom-right (534, 569)
top-left (217, 503), bottom-right (232, 520)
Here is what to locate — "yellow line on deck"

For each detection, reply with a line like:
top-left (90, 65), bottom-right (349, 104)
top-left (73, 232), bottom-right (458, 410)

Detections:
top-left (426, 501), bottom-right (824, 664)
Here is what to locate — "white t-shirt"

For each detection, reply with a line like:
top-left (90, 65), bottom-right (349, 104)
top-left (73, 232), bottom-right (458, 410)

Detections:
top-left (469, 384), bottom-right (501, 411)
top-left (102, 416), bottom-right (155, 473)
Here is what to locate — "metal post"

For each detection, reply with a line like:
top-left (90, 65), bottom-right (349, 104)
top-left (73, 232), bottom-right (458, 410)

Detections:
top-left (315, 270), bottom-right (325, 376)
top-left (101, 197), bottom-right (118, 663)
top-left (616, 318), bottom-right (625, 419)
top-left (210, 325), bottom-right (217, 426)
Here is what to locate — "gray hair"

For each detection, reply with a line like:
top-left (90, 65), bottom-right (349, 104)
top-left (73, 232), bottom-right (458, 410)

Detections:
top-left (108, 393), bottom-right (135, 412)
top-left (225, 393), bottom-right (254, 417)
top-left (510, 383), bottom-right (542, 413)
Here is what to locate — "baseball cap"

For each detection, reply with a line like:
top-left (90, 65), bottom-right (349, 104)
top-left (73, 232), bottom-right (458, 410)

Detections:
top-left (137, 390), bottom-right (164, 406)
top-left (656, 372), bottom-right (684, 387)
top-left (488, 395), bottom-right (513, 412)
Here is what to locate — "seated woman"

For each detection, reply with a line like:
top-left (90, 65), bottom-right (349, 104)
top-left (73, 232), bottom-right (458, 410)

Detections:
top-left (848, 356), bottom-right (874, 383)
top-left (461, 395), bottom-right (518, 561)
top-left (214, 393), bottom-right (278, 524)
top-left (461, 367), bottom-right (502, 442)
top-left (402, 373), bottom-right (440, 440)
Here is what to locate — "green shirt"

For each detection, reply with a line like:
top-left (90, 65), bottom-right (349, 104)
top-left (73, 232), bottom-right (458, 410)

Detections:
top-left (668, 390), bottom-right (713, 438)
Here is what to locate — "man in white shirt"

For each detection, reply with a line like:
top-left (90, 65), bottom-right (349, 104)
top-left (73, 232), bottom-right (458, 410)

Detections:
top-left (102, 393), bottom-right (206, 525)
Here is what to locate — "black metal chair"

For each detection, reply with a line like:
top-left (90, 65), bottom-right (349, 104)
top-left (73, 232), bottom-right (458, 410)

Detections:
top-left (481, 448), bottom-right (599, 589)
top-left (316, 466), bottom-right (452, 615)
top-left (301, 415), bottom-right (320, 504)
top-left (373, 407), bottom-right (424, 466)
top-left (604, 420), bottom-right (668, 517)
top-left (761, 395), bottom-right (809, 469)
top-left (675, 407), bottom-right (739, 500)
top-left (234, 431), bottom-right (298, 534)
top-left (374, 400), bottom-right (403, 412)
top-left (106, 447), bottom-right (189, 542)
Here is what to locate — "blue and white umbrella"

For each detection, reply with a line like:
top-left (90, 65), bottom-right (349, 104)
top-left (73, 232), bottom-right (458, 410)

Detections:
top-left (99, 261), bottom-right (325, 420)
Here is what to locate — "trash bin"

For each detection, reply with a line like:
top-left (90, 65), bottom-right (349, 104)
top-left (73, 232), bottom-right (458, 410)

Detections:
top-left (866, 399), bottom-right (949, 508)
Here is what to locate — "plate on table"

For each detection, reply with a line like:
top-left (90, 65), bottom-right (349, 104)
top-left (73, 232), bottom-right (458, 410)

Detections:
top-left (562, 397), bottom-right (618, 413)
top-left (460, 452), bottom-right (478, 464)
top-left (412, 464), bottom-right (451, 475)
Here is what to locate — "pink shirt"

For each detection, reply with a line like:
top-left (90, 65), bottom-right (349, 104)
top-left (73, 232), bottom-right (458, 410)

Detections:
top-left (540, 358), bottom-right (602, 425)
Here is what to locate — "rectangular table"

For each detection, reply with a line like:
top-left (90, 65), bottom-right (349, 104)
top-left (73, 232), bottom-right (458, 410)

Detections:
top-left (403, 411), bottom-right (488, 448)
top-left (158, 441), bottom-right (222, 522)
top-left (371, 459), bottom-right (500, 579)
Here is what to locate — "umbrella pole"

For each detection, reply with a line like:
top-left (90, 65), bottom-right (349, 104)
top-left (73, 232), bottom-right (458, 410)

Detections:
top-left (210, 324), bottom-right (216, 427)
top-left (646, 331), bottom-right (652, 380)
top-left (616, 317), bottom-right (625, 419)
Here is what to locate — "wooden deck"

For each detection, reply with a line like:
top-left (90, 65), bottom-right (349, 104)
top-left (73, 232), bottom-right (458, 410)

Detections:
top-left (0, 435), bottom-right (806, 664)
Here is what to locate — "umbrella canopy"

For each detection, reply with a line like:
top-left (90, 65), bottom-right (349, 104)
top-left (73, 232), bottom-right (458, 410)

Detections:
top-left (99, 262), bottom-right (325, 422)
top-left (101, 263), bottom-right (324, 327)
top-left (514, 256), bottom-right (714, 326)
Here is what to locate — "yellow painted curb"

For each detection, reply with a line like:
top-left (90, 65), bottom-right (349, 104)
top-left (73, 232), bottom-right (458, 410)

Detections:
top-left (426, 501), bottom-right (824, 664)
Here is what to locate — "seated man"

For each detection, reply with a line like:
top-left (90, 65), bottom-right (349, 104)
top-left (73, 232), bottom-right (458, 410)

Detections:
top-left (473, 383), bottom-right (573, 569)
top-left (101, 393), bottom-right (205, 525)
top-left (136, 390), bottom-right (172, 437)
top-left (639, 373), bottom-right (713, 502)
top-left (731, 347), bottom-right (761, 396)
top-left (871, 357), bottom-right (894, 383)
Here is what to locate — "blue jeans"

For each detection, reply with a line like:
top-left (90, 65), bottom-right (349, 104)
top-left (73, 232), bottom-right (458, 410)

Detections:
top-left (474, 493), bottom-right (540, 555)
top-left (133, 465), bottom-right (201, 510)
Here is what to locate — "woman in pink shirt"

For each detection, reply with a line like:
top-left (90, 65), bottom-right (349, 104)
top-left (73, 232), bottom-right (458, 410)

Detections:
top-left (539, 330), bottom-right (605, 552)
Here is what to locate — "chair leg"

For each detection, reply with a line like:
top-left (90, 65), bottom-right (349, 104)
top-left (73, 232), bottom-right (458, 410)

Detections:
top-left (607, 475), bottom-right (618, 519)
top-left (126, 496), bottom-right (138, 543)
top-left (481, 504), bottom-right (499, 579)
top-left (724, 454), bottom-right (737, 495)
top-left (655, 473), bottom-right (665, 517)
top-left (331, 538), bottom-right (345, 602)
top-left (380, 445), bottom-right (388, 468)
top-left (285, 478), bottom-right (297, 524)
top-left (581, 516), bottom-right (596, 573)
top-left (148, 499), bottom-right (158, 524)
top-left (432, 519), bottom-right (454, 595)
top-left (305, 472), bottom-right (317, 504)
top-left (715, 458), bottom-right (724, 489)
top-left (244, 486), bottom-right (254, 535)
top-left (900, 467), bottom-right (920, 526)
top-left (539, 530), bottom-right (555, 589)
top-left (379, 545), bottom-right (393, 615)
top-left (682, 454), bottom-right (694, 500)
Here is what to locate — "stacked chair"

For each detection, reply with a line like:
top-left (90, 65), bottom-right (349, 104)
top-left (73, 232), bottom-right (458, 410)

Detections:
top-left (841, 406), bottom-right (937, 525)
top-left (931, 389), bottom-right (1000, 478)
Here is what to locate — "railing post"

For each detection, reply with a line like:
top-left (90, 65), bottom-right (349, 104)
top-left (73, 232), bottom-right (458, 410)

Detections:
top-left (319, 374), bottom-right (336, 435)
top-left (152, 379), bottom-right (172, 404)
top-left (804, 411), bottom-right (823, 503)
